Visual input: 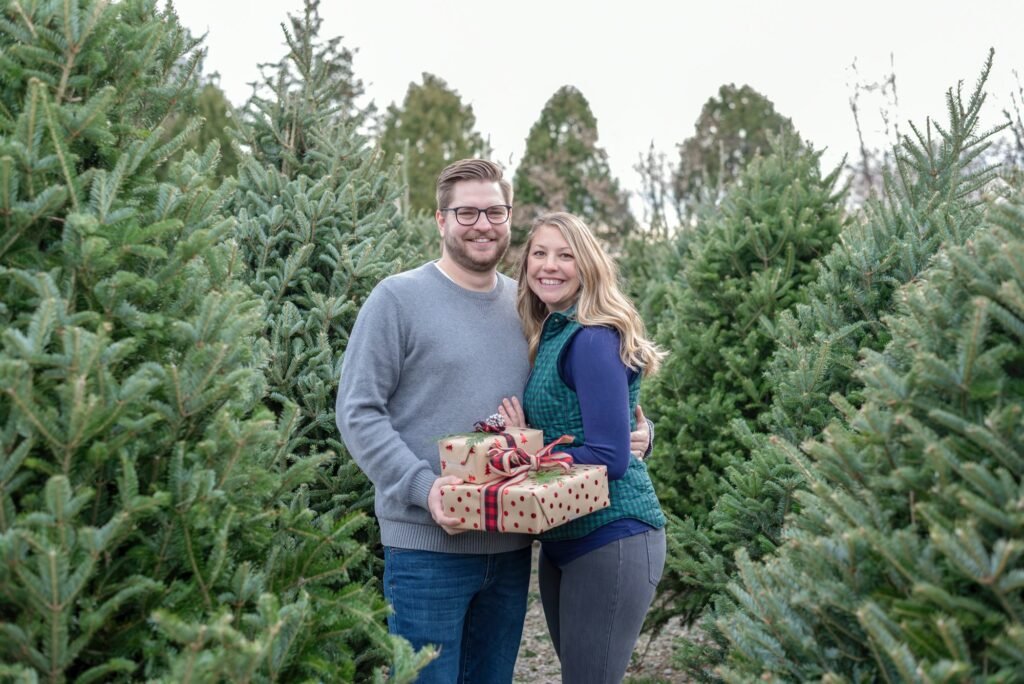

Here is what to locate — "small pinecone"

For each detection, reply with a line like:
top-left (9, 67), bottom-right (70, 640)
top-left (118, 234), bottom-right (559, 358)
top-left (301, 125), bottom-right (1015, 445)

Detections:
top-left (474, 413), bottom-right (506, 432)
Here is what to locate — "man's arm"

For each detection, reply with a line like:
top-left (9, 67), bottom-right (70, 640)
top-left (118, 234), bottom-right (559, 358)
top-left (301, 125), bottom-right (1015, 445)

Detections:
top-left (630, 405), bottom-right (654, 459)
top-left (335, 286), bottom-right (460, 528)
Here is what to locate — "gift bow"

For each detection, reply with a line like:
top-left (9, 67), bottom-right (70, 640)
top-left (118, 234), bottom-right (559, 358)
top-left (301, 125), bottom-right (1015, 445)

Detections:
top-left (487, 434), bottom-right (574, 481)
top-left (455, 415), bottom-right (527, 471)
top-left (481, 434), bottom-right (575, 532)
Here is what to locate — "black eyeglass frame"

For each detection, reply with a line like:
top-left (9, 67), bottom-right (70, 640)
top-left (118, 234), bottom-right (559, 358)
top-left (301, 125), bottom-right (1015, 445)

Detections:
top-left (440, 204), bottom-right (513, 226)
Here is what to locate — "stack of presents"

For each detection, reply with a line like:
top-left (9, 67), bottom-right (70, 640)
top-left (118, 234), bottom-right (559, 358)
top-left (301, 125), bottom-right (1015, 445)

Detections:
top-left (437, 417), bottom-right (609, 534)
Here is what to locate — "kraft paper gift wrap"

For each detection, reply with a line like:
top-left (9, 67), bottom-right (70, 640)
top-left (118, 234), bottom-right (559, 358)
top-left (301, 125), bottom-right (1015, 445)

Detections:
top-left (438, 426), bottom-right (544, 484)
top-left (438, 464), bottom-right (609, 534)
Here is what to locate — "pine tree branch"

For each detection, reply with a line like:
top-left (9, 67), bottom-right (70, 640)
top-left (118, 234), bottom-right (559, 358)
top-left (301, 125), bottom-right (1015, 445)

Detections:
top-left (0, 216), bottom-right (25, 262)
top-left (215, 439), bottom-right (246, 490)
top-left (41, 87), bottom-right (79, 212)
top-left (2, 386), bottom-right (63, 452)
top-left (154, 49), bottom-right (203, 136)
top-left (21, 82), bottom-right (42, 200)
top-left (54, 41), bottom-right (82, 107)
top-left (178, 512), bottom-right (213, 610)
top-left (47, 546), bottom-right (64, 681)
top-left (9, 1), bottom-right (36, 37)
top-left (55, 0), bottom-right (110, 106)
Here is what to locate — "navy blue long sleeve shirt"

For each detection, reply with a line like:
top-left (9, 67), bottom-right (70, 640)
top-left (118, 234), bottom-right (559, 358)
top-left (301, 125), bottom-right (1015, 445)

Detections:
top-left (543, 325), bottom-right (655, 567)
top-left (557, 326), bottom-right (636, 479)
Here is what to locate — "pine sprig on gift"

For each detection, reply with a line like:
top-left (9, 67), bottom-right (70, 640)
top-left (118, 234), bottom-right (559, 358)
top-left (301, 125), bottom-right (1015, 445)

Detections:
top-left (436, 432), bottom-right (491, 446)
top-left (436, 413), bottom-right (510, 444)
top-left (532, 469), bottom-right (564, 484)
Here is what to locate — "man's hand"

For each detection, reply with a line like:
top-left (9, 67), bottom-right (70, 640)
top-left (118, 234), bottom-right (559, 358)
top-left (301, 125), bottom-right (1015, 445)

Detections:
top-left (498, 396), bottom-right (526, 428)
top-left (630, 405), bottom-right (651, 459)
top-left (428, 475), bottom-right (467, 535)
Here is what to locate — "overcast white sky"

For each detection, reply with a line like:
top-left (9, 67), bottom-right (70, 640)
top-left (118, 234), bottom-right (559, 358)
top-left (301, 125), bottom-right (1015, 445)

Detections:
top-left (168, 0), bottom-right (1024, 200)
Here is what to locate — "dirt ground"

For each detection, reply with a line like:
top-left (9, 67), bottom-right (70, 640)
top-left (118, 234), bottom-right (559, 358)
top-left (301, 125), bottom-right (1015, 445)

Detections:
top-left (513, 542), bottom-right (694, 684)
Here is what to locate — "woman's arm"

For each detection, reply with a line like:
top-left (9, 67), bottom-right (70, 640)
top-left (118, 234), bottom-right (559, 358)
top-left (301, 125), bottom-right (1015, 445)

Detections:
top-left (559, 327), bottom-right (635, 480)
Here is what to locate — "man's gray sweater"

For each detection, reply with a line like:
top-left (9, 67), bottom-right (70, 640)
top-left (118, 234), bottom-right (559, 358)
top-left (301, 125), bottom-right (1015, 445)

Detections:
top-left (336, 263), bottom-right (532, 553)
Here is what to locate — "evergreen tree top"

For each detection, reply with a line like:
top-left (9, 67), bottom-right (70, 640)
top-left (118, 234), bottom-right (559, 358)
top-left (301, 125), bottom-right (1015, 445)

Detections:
top-left (673, 83), bottom-right (795, 212)
top-left (765, 49), bottom-right (1005, 443)
top-left (514, 84), bottom-right (634, 241)
top-left (380, 72), bottom-right (489, 215)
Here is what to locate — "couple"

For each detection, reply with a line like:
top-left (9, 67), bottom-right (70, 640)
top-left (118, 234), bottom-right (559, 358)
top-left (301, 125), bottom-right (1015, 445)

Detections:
top-left (336, 159), bottom-right (666, 683)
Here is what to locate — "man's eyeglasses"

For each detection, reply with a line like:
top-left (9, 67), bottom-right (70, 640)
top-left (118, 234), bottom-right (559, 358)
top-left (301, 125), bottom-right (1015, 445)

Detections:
top-left (441, 205), bottom-right (512, 226)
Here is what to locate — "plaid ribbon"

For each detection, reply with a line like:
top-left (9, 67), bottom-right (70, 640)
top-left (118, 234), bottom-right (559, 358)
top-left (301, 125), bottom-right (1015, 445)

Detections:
top-left (482, 435), bottom-right (574, 532)
top-left (453, 415), bottom-right (514, 470)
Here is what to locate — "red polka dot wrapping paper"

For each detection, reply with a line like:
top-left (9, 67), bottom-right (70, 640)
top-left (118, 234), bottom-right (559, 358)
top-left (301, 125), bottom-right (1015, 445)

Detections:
top-left (438, 427), bottom-right (545, 484)
top-left (438, 464), bottom-right (610, 534)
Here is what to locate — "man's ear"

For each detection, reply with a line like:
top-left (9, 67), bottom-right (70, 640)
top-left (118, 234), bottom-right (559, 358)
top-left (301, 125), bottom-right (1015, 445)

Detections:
top-left (435, 210), bottom-right (446, 236)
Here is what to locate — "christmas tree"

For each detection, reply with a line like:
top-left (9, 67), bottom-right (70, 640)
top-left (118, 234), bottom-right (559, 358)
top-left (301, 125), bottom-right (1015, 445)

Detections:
top-left (513, 85), bottom-right (634, 243)
top-left (0, 1), bottom-right (430, 680)
top-left (232, 0), bottom-right (411, 517)
top-left (646, 133), bottom-right (845, 518)
top-left (716, 167), bottom-right (1024, 684)
top-left (675, 53), bottom-right (1007, 679)
top-left (228, 0), bottom-right (441, 677)
top-left (640, 133), bottom-right (846, 638)
top-left (380, 72), bottom-right (490, 215)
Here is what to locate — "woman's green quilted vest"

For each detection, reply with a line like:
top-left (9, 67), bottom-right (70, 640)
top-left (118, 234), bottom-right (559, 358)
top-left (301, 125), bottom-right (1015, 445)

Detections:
top-left (523, 308), bottom-right (665, 541)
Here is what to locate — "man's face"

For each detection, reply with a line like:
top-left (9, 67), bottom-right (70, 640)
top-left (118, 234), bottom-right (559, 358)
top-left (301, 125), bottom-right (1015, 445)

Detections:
top-left (436, 180), bottom-right (511, 273)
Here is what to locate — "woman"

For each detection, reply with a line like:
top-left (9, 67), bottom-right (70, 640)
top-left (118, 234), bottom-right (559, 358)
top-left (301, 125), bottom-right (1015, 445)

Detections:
top-left (500, 212), bottom-right (667, 684)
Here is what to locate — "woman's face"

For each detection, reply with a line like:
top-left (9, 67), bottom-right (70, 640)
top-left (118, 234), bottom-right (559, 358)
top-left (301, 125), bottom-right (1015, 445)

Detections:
top-left (526, 225), bottom-right (580, 313)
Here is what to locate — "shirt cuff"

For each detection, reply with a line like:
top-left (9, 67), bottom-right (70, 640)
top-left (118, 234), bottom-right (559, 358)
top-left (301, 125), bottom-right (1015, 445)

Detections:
top-left (643, 417), bottom-right (655, 460)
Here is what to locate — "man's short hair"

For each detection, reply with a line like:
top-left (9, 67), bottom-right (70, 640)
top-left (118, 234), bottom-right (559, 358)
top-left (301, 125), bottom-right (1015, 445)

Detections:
top-left (436, 159), bottom-right (514, 211)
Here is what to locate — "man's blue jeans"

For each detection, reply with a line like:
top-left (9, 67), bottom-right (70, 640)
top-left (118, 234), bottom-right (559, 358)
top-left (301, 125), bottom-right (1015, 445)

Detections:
top-left (383, 545), bottom-right (531, 683)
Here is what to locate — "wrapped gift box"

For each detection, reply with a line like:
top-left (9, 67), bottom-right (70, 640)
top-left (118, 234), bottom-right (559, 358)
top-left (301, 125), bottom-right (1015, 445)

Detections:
top-left (438, 426), bottom-right (544, 484)
top-left (439, 464), bottom-right (609, 534)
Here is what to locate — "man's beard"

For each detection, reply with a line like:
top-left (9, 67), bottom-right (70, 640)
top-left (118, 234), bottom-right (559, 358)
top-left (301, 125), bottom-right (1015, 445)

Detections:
top-left (442, 228), bottom-right (510, 273)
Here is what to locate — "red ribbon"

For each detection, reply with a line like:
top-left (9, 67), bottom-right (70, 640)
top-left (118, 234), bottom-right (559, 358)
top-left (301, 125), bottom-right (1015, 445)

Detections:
top-left (453, 417), bottom-right (514, 472)
top-left (482, 435), bottom-right (574, 532)
top-left (487, 434), bottom-right (574, 479)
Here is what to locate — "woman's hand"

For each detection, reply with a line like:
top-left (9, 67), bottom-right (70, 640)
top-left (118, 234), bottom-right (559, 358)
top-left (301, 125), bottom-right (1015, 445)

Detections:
top-left (498, 396), bottom-right (526, 428)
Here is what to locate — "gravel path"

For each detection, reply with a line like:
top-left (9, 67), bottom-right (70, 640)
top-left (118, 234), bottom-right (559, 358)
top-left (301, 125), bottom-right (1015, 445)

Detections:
top-left (513, 542), bottom-right (694, 683)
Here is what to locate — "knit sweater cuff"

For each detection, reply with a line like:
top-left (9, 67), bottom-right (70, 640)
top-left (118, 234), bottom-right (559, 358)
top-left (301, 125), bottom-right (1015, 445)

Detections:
top-left (409, 469), bottom-right (436, 510)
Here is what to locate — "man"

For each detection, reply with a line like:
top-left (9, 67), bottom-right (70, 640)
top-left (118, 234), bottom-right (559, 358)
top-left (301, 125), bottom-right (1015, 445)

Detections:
top-left (336, 159), bottom-right (648, 682)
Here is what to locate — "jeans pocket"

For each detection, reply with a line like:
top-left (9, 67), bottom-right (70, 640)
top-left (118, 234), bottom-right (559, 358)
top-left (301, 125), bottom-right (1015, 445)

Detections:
top-left (646, 529), bottom-right (666, 587)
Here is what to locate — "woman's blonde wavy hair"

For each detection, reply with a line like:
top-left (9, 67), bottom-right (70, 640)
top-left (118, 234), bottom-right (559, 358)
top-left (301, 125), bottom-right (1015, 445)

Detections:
top-left (516, 212), bottom-right (666, 375)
